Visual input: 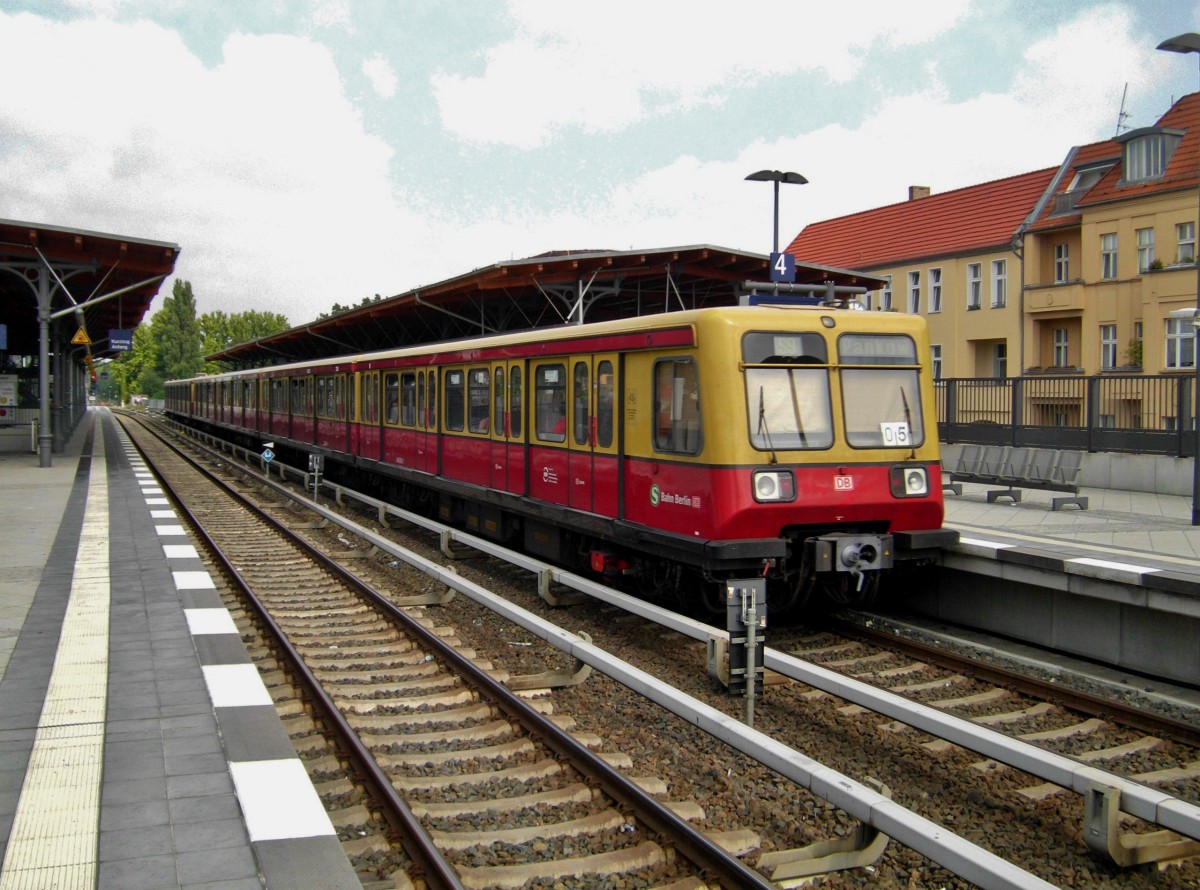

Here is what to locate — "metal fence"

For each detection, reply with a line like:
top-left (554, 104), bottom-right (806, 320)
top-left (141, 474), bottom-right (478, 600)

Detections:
top-left (936, 374), bottom-right (1196, 457)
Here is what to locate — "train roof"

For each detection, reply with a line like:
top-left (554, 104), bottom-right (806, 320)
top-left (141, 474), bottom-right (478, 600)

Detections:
top-left (171, 304), bottom-right (926, 385)
top-left (206, 245), bottom-right (886, 369)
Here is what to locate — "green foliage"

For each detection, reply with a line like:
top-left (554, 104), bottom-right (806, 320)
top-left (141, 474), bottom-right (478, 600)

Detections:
top-left (318, 294), bottom-right (384, 319)
top-left (107, 280), bottom-right (289, 399)
top-left (1123, 338), bottom-right (1143, 368)
top-left (153, 279), bottom-right (204, 389)
top-left (200, 309), bottom-right (290, 372)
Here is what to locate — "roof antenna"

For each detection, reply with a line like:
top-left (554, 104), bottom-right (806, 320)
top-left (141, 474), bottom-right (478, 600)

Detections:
top-left (1114, 82), bottom-right (1131, 137)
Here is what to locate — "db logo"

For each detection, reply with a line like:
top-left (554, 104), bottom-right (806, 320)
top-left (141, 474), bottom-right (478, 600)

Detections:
top-left (834, 475), bottom-right (854, 491)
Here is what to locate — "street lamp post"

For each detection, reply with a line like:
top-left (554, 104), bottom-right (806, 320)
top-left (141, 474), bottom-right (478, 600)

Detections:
top-left (1158, 32), bottom-right (1200, 525)
top-left (745, 169), bottom-right (808, 254)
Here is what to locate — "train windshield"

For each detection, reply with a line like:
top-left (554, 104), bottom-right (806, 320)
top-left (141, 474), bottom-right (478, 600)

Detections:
top-left (743, 332), bottom-right (833, 451)
top-left (838, 334), bottom-right (925, 448)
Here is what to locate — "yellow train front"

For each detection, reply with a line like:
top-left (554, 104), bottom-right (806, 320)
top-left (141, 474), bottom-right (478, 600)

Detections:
top-left (165, 304), bottom-right (956, 616)
top-left (610, 305), bottom-right (955, 612)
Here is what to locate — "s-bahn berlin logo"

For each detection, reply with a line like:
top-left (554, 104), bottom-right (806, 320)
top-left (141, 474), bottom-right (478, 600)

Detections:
top-left (650, 484), bottom-right (661, 506)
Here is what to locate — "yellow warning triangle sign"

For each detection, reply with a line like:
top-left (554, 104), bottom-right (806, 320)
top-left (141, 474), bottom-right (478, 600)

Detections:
top-left (71, 327), bottom-right (91, 345)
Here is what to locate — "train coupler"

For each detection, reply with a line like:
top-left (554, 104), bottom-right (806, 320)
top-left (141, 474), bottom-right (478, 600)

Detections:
top-left (805, 533), bottom-right (894, 579)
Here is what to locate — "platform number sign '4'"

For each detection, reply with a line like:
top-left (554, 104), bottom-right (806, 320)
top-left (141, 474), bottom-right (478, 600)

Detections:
top-left (769, 251), bottom-right (796, 283)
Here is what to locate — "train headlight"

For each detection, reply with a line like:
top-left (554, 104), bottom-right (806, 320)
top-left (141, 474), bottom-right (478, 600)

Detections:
top-left (753, 469), bottom-right (796, 502)
top-left (889, 465), bottom-right (928, 497)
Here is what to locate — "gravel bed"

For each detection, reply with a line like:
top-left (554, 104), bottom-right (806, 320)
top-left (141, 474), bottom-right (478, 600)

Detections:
top-left (288, 493), bottom-right (1200, 887)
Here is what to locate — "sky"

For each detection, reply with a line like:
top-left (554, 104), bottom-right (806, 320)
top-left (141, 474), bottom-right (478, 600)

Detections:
top-left (3, 1), bottom-right (1200, 326)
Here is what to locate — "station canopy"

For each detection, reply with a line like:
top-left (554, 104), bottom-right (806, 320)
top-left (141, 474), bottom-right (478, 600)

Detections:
top-left (209, 244), bottom-right (884, 369)
top-left (0, 218), bottom-right (180, 358)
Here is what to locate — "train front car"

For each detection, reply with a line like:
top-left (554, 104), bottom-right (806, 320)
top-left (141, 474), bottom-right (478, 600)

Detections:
top-left (623, 305), bottom-right (956, 614)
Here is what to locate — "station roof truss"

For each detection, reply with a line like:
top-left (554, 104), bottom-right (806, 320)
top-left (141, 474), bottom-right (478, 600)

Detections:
top-left (212, 244), bottom-right (885, 368)
top-left (0, 218), bottom-right (180, 359)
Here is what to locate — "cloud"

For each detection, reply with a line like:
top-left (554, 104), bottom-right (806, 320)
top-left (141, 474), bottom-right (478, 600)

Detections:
top-left (362, 53), bottom-right (398, 99)
top-left (432, 0), bottom-right (970, 148)
top-left (0, 13), bottom-right (417, 322)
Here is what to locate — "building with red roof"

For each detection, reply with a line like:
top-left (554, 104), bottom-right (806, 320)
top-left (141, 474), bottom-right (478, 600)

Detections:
top-left (787, 93), bottom-right (1200, 396)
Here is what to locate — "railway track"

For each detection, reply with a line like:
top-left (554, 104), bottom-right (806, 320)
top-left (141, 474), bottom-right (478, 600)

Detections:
top-left (118, 414), bottom-right (774, 889)
top-left (121, 412), bottom-right (1200, 887)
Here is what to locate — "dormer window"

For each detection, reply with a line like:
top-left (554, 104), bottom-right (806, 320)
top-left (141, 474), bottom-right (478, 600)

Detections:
top-left (1117, 127), bottom-right (1183, 183)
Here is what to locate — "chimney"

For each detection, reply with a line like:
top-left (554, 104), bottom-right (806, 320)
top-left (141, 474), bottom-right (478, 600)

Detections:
top-left (909, 185), bottom-right (931, 201)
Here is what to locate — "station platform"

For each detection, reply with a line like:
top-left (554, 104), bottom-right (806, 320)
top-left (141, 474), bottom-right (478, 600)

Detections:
top-left (942, 477), bottom-right (1200, 587)
top-left (3, 410), bottom-right (1199, 887)
top-left (0, 409), bottom-right (359, 890)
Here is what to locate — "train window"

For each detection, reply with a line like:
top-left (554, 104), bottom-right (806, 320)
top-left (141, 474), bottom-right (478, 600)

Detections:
top-left (745, 367), bottom-right (833, 451)
top-left (316, 377), bottom-right (328, 418)
top-left (597, 360), bottom-right (614, 448)
top-left (837, 334), bottom-right (917, 366)
top-left (573, 362), bottom-right (590, 446)
top-left (336, 375), bottom-right (346, 419)
top-left (493, 368), bottom-right (505, 436)
top-left (271, 379), bottom-right (285, 411)
top-left (400, 373), bottom-right (417, 426)
top-left (428, 373), bottom-right (437, 430)
top-left (841, 367), bottom-right (925, 448)
top-left (417, 372), bottom-right (425, 427)
top-left (742, 331), bottom-right (828, 365)
top-left (445, 369), bottom-right (465, 431)
top-left (510, 367), bottom-right (523, 439)
top-left (468, 368), bottom-right (490, 433)
top-left (653, 358), bottom-right (702, 454)
top-left (360, 373), bottom-right (375, 423)
top-left (535, 364), bottom-right (566, 442)
top-left (837, 334), bottom-right (924, 449)
top-left (384, 373), bottom-right (400, 425)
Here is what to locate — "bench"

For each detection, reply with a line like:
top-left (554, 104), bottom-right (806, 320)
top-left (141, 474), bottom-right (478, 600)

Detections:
top-left (944, 445), bottom-right (1088, 511)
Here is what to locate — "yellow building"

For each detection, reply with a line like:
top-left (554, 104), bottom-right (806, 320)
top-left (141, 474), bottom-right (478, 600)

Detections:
top-left (788, 92), bottom-right (1200, 389)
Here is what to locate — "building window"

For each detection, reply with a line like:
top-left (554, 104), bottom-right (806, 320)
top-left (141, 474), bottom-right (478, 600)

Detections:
top-left (1178, 222), bottom-right (1196, 263)
top-left (1122, 130), bottom-right (1181, 182)
top-left (1054, 244), bottom-right (1069, 283)
top-left (1137, 227), bottom-right (1156, 272)
top-left (929, 267), bottom-right (942, 313)
top-left (1101, 233), bottom-right (1118, 279)
top-left (1053, 328), bottom-right (1069, 368)
top-left (880, 276), bottom-right (892, 311)
top-left (1167, 318), bottom-right (1196, 369)
top-left (907, 271), bottom-right (920, 314)
top-left (1100, 324), bottom-right (1117, 369)
top-left (991, 260), bottom-right (1006, 308)
top-left (966, 263), bottom-right (981, 309)
top-left (993, 343), bottom-right (1007, 379)
top-left (930, 344), bottom-right (942, 380)
top-left (1100, 414), bottom-right (1116, 428)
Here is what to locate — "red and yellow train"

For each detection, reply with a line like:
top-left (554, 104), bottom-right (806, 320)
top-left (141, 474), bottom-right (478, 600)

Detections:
top-left (166, 304), bottom-right (956, 613)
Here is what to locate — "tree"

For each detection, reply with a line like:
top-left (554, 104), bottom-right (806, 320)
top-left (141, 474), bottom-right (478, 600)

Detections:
top-left (199, 309), bottom-right (290, 372)
top-left (318, 294), bottom-right (383, 319)
top-left (152, 279), bottom-right (204, 388)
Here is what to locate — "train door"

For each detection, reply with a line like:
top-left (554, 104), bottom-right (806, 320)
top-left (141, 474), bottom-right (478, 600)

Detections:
top-left (567, 354), bottom-right (619, 515)
top-left (528, 361), bottom-right (569, 506)
top-left (489, 362), bottom-right (526, 494)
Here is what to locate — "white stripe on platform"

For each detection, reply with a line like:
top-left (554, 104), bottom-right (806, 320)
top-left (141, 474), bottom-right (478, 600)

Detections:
top-left (163, 544), bottom-right (200, 559)
top-left (185, 608), bottom-right (239, 636)
top-left (957, 537), bottom-right (1017, 549)
top-left (155, 524), bottom-right (186, 536)
top-left (173, 571), bottom-right (216, 590)
top-left (1069, 557), bottom-right (1158, 574)
top-left (229, 760), bottom-right (337, 841)
top-left (0, 422), bottom-right (110, 889)
top-left (202, 664), bottom-right (273, 707)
